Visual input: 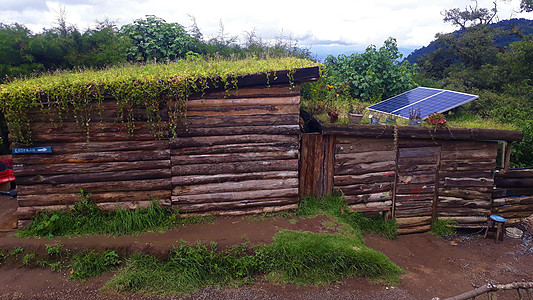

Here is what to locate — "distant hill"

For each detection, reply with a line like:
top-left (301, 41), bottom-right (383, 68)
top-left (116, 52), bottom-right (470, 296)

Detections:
top-left (405, 18), bottom-right (533, 64)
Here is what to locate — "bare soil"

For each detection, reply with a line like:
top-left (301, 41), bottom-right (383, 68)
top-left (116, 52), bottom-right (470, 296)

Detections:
top-left (0, 201), bottom-right (531, 299)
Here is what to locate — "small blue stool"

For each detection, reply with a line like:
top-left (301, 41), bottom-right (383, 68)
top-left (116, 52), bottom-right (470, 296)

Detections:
top-left (484, 215), bottom-right (506, 242)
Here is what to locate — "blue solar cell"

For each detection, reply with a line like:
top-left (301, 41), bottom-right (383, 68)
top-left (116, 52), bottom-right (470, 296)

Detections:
top-left (368, 87), bottom-right (478, 119)
top-left (368, 87), bottom-right (441, 113)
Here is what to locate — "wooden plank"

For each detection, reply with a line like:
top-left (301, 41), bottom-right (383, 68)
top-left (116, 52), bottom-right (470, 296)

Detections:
top-left (438, 188), bottom-right (492, 200)
top-left (334, 171), bottom-right (395, 186)
top-left (18, 190), bottom-right (171, 207)
top-left (177, 125), bottom-right (300, 136)
top-left (397, 173), bottom-right (436, 185)
top-left (13, 150), bottom-right (170, 165)
top-left (396, 217), bottom-right (432, 227)
top-left (395, 194), bottom-right (435, 202)
top-left (176, 198), bottom-right (299, 213)
top-left (17, 178), bottom-right (172, 195)
top-left (170, 134), bottom-right (298, 148)
top-left (172, 171), bottom-right (298, 186)
top-left (172, 188), bottom-right (298, 204)
top-left (185, 104), bottom-right (299, 117)
top-left (334, 160), bottom-right (395, 176)
top-left (439, 159), bottom-right (496, 171)
top-left (495, 169), bottom-right (533, 178)
top-left (344, 192), bottom-right (392, 204)
top-left (440, 148), bottom-right (497, 160)
top-left (397, 156), bottom-right (438, 166)
top-left (171, 141), bottom-right (299, 156)
top-left (440, 141), bottom-right (497, 152)
top-left (335, 151), bottom-right (395, 165)
top-left (172, 159), bottom-right (298, 176)
top-left (335, 137), bottom-right (394, 153)
top-left (14, 160), bottom-right (170, 176)
top-left (29, 121), bottom-right (154, 134)
top-left (16, 168), bottom-right (172, 185)
top-left (398, 147), bottom-right (439, 158)
top-left (397, 225), bottom-right (431, 234)
top-left (396, 184), bottom-right (435, 194)
top-left (397, 164), bottom-right (437, 173)
top-left (11, 140), bottom-right (169, 154)
top-left (443, 177), bottom-right (494, 188)
top-left (182, 114), bottom-right (299, 128)
top-left (171, 150), bottom-right (298, 165)
top-left (494, 178), bottom-right (533, 188)
top-left (337, 182), bottom-right (393, 195)
top-left (179, 204), bottom-right (298, 217)
top-left (187, 85), bottom-right (300, 99)
top-left (300, 134), bottom-right (324, 198)
top-left (186, 96), bottom-right (300, 108)
top-left (173, 178), bottom-right (299, 195)
top-left (24, 131), bottom-right (167, 143)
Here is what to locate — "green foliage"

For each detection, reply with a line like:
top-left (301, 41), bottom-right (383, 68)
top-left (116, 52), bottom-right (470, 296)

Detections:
top-left (16, 197), bottom-right (212, 238)
top-left (429, 219), bottom-right (457, 238)
top-left (21, 252), bottom-right (36, 266)
top-left (0, 57), bottom-right (318, 143)
top-left (120, 15), bottom-right (196, 62)
top-left (70, 250), bottom-right (121, 280)
top-left (9, 247), bottom-right (24, 257)
top-left (323, 37), bottom-right (417, 103)
top-left (46, 243), bottom-right (64, 257)
top-left (260, 230), bottom-right (403, 285)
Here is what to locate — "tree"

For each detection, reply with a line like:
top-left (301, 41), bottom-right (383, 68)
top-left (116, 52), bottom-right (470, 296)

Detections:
top-left (324, 37), bottom-right (417, 102)
top-left (120, 15), bottom-right (197, 62)
top-left (442, 0), bottom-right (498, 30)
top-left (520, 0), bottom-right (533, 12)
top-left (0, 23), bottom-right (42, 81)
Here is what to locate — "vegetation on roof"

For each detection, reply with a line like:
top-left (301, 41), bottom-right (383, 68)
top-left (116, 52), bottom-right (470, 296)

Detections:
top-left (0, 56), bottom-right (320, 143)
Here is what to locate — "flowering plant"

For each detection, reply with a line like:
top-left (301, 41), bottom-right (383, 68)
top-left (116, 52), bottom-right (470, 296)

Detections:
top-left (427, 112), bottom-right (446, 126)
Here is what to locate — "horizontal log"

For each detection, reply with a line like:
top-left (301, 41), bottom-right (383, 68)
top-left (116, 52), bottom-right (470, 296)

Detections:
top-left (170, 134), bottom-right (298, 148)
top-left (334, 160), bottom-right (395, 176)
top-left (437, 199), bottom-right (491, 209)
top-left (29, 121), bottom-right (154, 135)
top-left (178, 125), bottom-right (300, 137)
top-left (172, 159), bottom-right (298, 176)
top-left (395, 201), bottom-right (433, 209)
top-left (171, 141), bottom-right (299, 156)
top-left (172, 188), bottom-right (298, 204)
top-left (494, 177), bottom-right (533, 188)
top-left (397, 139), bottom-right (441, 148)
top-left (172, 171), bottom-right (298, 186)
top-left (440, 140), bottom-right (497, 152)
top-left (176, 197), bottom-right (299, 213)
top-left (492, 203), bottom-right (533, 213)
top-left (437, 208), bottom-right (490, 215)
top-left (395, 194), bottom-right (435, 202)
top-left (18, 190), bottom-right (171, 207)
top-left (438, 170), bottom-right (494, 179)
top-left (397, 164), bottom-right (437, 173)
top-left (495, 169), bottom-right (533, 178)
top-left (344, 192), bottom-right (392, 204)
top-left (493, 187), bottom-right (533, 197)
top-left (335, 137), bottom-right (394, 153)
top-left (439, 216), bottom-right (487, 223)
top-left (397, 173), bottom-right (436, 185)
top-left (322, 124), bottom-right (523, 142)
top-left (337, 182), bottom-right (393, 195)
top-left (11, 140), bottom-right (169, 155)
top-left (186, 96), bottom-right (300, 108)
top-left (334, 171), bottom-right (395, 186)
top-left (13, 150), bottom-right (170, 165)
top-left (443, 177), bottom-right (494, 188)
top-left (492, 195), bottom-right (533, 206)
top-left (440, 149), bottom-right (497, 160)
top-left (173, 178), bottom-right (299, 196)
top-left (186, 104), bottom-right (299, 117)
top-left (438, 188), bottom-right (492, 199)
top-left (183, 114), bottom-right (299, 128)
top-left (179, 204), bottom-right (298, 217)
top-left (397, 156), bottom-right (438, 166)
top-left (493, 211), bottom-right (533, 218)
top-left (439, 159), bottom-right (496, 171)
top-left (335, 151), bottom-right (395, 165)
top-left (399, 147), bottom-right (439, 158)
top-left (24, 130), bottom-right (167, 143)
top-left (17, 178), bottom-right (173, 195)
top-left (397, 225), bottom-right (431, 234)
top-left (395, 217), bottom-right (432, 227)
top-left (16, 168), bottom-right (171, 185)
top-left (395, 207), bottom-right (433, 217)
top-left (396, 184), bottom-right (435, 194)
top-left (17, 199), bottom-right (171, 219)
top-left (14, 160), bottom-right (170, 176)
top-left (187, 85), bottom-right (300, 100)
top-left (171, 150), bottom-right (298, 165)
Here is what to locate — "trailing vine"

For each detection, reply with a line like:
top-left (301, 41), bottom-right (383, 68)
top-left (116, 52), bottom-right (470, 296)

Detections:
top-left (0, 57), bottom-right (319, 144)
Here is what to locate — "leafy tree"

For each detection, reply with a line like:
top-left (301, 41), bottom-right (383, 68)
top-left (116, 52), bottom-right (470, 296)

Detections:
top-left (324, 37), bottom-right (417, 102)
top-left (120, 15), bottom-right (197, 61)
top-left (0, 23), bottom-right (42, 80)
top-left (520, 0), bottom-right (533, 12)
top-left (442, 0), bottom-right (498, 30)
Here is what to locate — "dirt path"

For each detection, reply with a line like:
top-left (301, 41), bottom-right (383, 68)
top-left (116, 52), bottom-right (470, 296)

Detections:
top-left (0, 215), bottom-right (531, 300)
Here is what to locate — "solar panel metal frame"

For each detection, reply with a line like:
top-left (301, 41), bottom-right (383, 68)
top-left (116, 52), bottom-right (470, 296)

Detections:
top-left (367, 87), bottom-right (478, 119)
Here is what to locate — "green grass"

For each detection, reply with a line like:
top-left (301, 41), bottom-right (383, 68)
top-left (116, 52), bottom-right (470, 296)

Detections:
top-left (16, 199), bottom-right (213, 238)
top-left (70, 250), bottom-right (121, 280)
top-left (429, 219), bottom-right (458, 238)
top-left (446, 111), bottom-right (517, 130)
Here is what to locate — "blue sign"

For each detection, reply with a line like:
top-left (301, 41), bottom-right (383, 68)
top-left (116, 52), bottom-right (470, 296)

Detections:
top-left (12, 146), bottom-right (52, 154)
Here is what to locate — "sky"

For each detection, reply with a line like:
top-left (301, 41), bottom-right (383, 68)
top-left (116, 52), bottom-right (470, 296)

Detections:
top-left (1, 0), bottom-right (531, 58)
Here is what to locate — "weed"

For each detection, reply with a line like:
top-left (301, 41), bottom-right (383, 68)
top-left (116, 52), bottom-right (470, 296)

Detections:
top-left (9, 247), bottom-right (24, 258)
top-left (49, 261), bottom-right (63, 272)
top-left (430, 219), bottom-right (457, 238)
top-left (46, 243), bottom-right (64, 257)
top-left (37, 259), bottom-right (49, 268)
top-left (22, 253), bottom-right (36, 266)
top-left (70, 250), bottom-right (121, 280)
top-left (0, 252), bottom-right (6, 263)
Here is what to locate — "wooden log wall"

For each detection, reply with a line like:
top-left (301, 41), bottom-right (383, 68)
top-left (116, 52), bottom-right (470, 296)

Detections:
top-left (13, 101), bottom-right (172, 226)
top-left (333, 137), bottom-right (395, 216)
top-left (170, 85), bottom-right (301, 215)
top-left (436, 141), bottom-right (497, 228)
top-left (492, 169), bottom-right (533, 225)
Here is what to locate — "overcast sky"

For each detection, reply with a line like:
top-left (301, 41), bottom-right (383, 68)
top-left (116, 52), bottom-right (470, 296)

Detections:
top-left (1, 0), bottom-right (531, 54)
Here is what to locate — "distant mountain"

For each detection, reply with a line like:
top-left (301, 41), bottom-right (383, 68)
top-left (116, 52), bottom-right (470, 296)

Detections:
top-left (405, 18), bottom-right (533, 64)
top-left (305, 44), bottom-right (416, 62)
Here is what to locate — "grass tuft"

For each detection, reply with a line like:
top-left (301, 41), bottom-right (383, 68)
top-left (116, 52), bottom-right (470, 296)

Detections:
top-left (70, 250), bottom-right (121, 280)
top-left (429, 219), bottom-right (457, 238)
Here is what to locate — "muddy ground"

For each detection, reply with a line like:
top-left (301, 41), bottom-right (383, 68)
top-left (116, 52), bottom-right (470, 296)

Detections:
top-left (0, 195), bottom-right (532, 300)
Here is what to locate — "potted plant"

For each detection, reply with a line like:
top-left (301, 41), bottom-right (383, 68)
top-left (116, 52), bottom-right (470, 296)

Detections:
top-left (427, 112), bottom-right (446, 126)
top-left (328, 108), bottom-right (339, 123)
top-left (409, 107), bottom-right (422, 126)
top-left (347, 102), bottom-right (365, 124)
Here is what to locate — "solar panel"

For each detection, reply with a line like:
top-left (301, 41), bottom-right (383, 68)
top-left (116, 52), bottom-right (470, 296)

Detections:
top-left (367, 87), bottom-right (478, 119)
